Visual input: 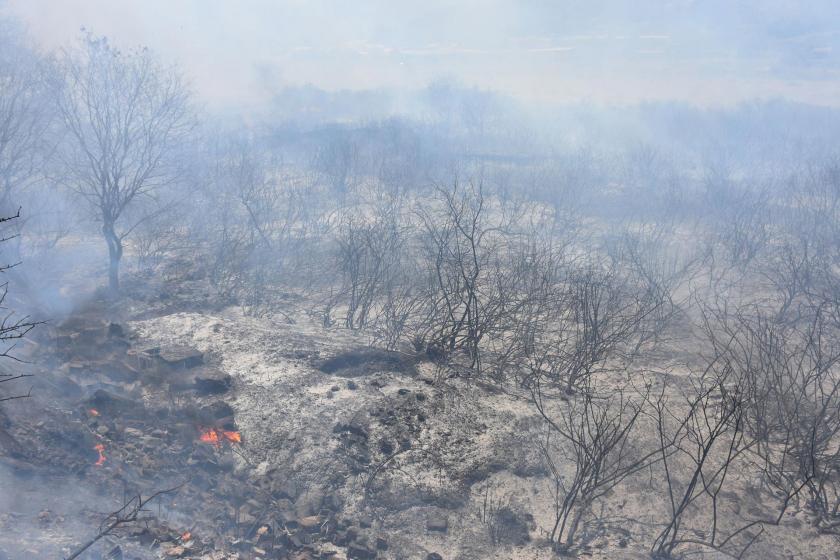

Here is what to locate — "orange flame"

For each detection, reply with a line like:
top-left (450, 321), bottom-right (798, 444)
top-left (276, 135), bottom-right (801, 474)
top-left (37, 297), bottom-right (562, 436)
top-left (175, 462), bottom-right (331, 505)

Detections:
top-left (222, 430), bottom-right (241, 443)
top-left (94, 443), bottom-right (106, 466)
top-left (199, 429), bottom-right (220, 446)
top-left (88, 408), bottom-right (99, 416)
top-left (181, 531), bottom-right (191, 541)
top-left (199, 428), bottom-right (241, 447)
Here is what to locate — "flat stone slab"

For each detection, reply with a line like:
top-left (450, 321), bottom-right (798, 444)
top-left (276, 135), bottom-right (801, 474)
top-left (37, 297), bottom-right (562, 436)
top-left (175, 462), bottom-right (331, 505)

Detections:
top-left (157, 345), bottom-right (204, 369)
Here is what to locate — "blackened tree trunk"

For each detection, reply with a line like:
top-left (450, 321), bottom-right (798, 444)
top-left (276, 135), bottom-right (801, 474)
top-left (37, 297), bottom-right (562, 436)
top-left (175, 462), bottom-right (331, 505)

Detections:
top-left (103, 222), bottom-right (123, 293)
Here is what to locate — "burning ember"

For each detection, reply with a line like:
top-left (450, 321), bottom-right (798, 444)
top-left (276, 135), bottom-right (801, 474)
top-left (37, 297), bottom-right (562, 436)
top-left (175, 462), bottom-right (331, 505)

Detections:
top-left (198, 428), bottom-right (241, 447)
top-left (88, 408), bottom-right (100, 416)
top-left (180, 531), bottom-right (191, 542)
top-left (94, 443), bottom-right (106, 466)
top-left (199, 430), bottom-right (219, 445)
top-left (223, 430), bottom-right (242, 443)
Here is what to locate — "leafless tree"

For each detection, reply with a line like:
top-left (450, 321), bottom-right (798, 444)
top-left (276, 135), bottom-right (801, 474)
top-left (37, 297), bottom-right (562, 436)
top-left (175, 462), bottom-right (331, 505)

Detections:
top-left (0, 23), bottom-right (55, 212)
top-left (532, 382), bottom-right (659, 550)
top-left (55, 33), bottom-right (192, 293)
top-left (788, 162), bottom-right (840, 329)
top-left (505, 234), bottom-right (676, 549)
top-left (334, 208), bottom-right (405, 330)
top-left (64, 482), bottom-right (185, 560)
top-left (707, 179), bottom-right (772, 274)
top-left (369, 262), bottom-right (426, 351)
top-left (414, 181), bottom-right (512, 369)
top-left (706, 303), bottom-right (840, 535)
top-left (760, 237), bottom-right (815, 321)
top-left (193, 134), bottom-right (320, 313)
top-left (0, 210), bottom-right (40, 403)
top-left (518, 257), bottom-right (669, 395)
top-left (314, 132), bottom-right (359, 197)
top-left (647, 369), bottom-right (761, 559)
top-left (645, 301), bottom-right (816, 560)
top-left (481, 233), bottom-right (568, 384)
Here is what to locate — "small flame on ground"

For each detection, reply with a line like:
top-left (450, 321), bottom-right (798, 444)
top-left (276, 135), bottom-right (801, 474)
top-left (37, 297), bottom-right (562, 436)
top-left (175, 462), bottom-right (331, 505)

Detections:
top-left (199, 430), bottom-right (220, 446)
top-left (222, 430), bottom-right (241, 443)
top-left (94, 443), bottom-right (106, 466)
top-left (181, 531), bottom-right (191, 541)
top-left (199, 428), bottom-right (241, 447)
top-left (88, 408), bottom-right (99, 416)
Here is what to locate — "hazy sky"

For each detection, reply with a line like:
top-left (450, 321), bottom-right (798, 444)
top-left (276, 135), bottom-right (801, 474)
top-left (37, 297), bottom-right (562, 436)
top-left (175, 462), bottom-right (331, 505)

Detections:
top-left (3, 0), bottom-right (840, 109)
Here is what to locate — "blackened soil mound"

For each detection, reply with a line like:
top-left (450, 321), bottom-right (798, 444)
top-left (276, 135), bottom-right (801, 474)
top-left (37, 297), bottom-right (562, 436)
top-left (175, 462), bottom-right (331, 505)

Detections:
top-left (317, 348), bottom-right (419, 377)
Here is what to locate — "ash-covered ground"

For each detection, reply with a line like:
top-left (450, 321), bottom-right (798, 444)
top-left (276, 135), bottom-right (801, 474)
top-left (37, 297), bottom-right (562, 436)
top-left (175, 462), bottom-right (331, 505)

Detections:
top-left (3, 7), bottom-right (840, 558)
top-left (1, 262), bottom-right (836, 560)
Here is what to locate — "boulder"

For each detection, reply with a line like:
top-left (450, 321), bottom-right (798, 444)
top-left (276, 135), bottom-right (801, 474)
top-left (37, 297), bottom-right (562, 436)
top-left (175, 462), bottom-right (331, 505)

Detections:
top-left (158, 346), bottom-right (204, 369)
top-left (194, 368), bottom-right (232, 395)
top-left (197, 401), bottom-right (235, 429)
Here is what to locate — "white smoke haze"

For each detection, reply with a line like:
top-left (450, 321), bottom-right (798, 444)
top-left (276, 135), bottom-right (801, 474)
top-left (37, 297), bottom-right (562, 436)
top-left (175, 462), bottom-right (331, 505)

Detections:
top-left (1, 2), bottom-right (840, 560)
top-left (6, 0), bottom-right (840, 109)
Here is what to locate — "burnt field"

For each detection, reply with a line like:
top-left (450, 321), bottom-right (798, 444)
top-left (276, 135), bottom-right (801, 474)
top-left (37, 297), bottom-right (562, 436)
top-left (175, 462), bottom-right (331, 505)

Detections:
top-left (3, 4), bottom-right (840, 559)
top-left (4, 173), bottom-right (840, 560)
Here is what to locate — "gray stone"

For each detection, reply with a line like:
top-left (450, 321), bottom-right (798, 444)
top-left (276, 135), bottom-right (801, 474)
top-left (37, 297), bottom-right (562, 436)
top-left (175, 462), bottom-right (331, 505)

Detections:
top-left (194, 368), bottom-right (232, 395)
top-left (158, 346), bottom-right (204, 369)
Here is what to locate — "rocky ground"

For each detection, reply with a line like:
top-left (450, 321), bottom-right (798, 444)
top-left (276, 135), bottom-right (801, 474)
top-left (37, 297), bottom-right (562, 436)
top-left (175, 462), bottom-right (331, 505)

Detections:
top-left (0, 268), bottom-right (838, 560)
